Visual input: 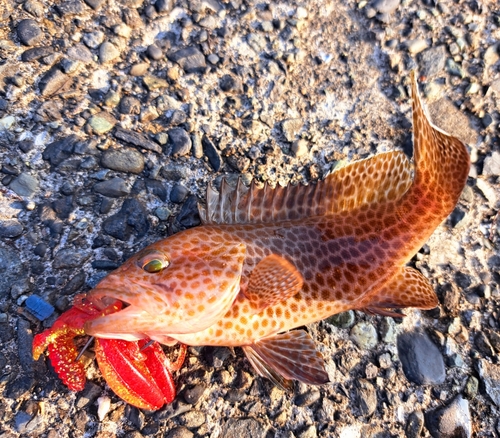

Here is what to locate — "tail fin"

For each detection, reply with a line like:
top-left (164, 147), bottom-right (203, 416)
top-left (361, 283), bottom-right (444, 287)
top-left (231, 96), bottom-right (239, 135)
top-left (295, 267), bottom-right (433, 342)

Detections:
top-left (410, 71), bottom-right (470, 214)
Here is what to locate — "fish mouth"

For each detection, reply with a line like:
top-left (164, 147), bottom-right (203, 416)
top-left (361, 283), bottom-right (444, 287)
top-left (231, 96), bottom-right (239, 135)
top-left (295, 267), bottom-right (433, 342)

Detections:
top-left (85, 287), bottom-right (128, 310)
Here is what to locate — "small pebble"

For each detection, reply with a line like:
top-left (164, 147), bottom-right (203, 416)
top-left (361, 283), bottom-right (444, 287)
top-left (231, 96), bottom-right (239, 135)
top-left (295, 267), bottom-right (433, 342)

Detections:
top-left (350, 322), bottom-right (378, 349)
top-left (99, 41), bottom-right (120, 63)
top-left (101, 148), bottom-right (145, 174)
top-left (168, 128), bottom-right (192, 157)
top-left (17, 19), bottom-right (43, 46)
top-left (97, 396), bottom-right (111, 421)
top-left (147, 44), bottom-right (163, 60)
top-left (170, 184), bottom-right (189, 203)
top-left (88, 112), bottom-right (116, 134)
top-left (372, 0), bottom-right (400, 14)
top-left (397, 331), bottom-right (445, 385)
top-left (426, 395), bottom-right (472, 438)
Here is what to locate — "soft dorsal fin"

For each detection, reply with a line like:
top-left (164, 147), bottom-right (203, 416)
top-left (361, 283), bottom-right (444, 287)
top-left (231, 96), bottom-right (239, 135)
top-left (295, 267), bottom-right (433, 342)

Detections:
top-left (199, 151), bottom-right (413, 225)
top-left (243, 254), bottom-right (303, 312)
top-left (242, 330), bottom-right (330, 388)
top-left (358, 266), bottom-right (438, 315)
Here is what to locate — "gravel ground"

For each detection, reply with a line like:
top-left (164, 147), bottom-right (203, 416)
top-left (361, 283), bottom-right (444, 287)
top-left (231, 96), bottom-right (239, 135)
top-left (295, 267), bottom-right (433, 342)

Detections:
top-left (1, 0), bottom-right (500, 437)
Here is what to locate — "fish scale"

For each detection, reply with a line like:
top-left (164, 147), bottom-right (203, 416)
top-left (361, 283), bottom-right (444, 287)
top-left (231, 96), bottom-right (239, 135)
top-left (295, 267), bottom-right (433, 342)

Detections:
top-left (85, 72), bottom-right (470, 387)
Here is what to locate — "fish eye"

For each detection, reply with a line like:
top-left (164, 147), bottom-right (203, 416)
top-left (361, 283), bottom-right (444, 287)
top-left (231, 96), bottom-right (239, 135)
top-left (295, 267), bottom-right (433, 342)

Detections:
top-left (137, 250), bottom-right (170, 273)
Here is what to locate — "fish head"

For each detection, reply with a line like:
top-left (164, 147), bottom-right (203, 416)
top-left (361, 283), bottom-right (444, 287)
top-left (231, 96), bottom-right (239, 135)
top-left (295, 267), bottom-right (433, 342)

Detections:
top-left (85, 227), bottom-right (246, 338)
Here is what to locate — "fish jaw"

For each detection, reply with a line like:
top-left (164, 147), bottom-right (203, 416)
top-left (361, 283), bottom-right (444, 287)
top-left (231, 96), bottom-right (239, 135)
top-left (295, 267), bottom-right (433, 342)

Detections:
top-left (84, 227), bottom-right (246, 339)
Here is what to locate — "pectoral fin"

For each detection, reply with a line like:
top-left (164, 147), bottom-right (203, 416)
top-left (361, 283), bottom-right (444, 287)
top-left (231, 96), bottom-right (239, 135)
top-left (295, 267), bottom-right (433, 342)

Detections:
top-left (244, 254), bottom-right (303, 312)
top-left (361, 266), bottom-right (438, 316)
top-left (242, 330), bottom-right (330, 390)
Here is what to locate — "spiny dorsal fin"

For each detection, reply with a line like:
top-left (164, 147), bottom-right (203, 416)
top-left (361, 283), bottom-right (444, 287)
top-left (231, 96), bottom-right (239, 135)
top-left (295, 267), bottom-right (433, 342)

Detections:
top-left (242, 330), bottom-right (330, 387)
top-left (244, 254), bottom-right (303, 312)
top-left (199, 151), bottom-right (413, 225)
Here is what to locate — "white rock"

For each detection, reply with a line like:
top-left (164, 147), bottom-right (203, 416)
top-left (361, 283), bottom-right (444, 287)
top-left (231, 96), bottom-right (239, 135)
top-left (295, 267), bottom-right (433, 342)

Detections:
top-left (0, 115), bottom-right (16, 130)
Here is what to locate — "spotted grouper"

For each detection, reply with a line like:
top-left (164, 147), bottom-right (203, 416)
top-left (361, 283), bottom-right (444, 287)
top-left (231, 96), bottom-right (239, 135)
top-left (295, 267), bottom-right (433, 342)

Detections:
top-left (84, 72), bottom-right (470, 387)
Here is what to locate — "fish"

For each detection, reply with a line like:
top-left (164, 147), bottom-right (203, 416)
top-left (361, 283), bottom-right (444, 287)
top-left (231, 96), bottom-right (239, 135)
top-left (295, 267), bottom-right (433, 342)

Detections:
top-left (83, 72), bottom-right (470, 388)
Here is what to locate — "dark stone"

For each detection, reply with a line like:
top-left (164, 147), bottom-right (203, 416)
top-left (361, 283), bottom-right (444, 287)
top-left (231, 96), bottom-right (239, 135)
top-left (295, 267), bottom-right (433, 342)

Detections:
top-left (295, 389), bottom-right (321, 407)
top-left (147, 43), bottom-right (163, 60)
top-left (181, 384), bottom-right (206, 405)
top-left (425, 395), bottom-right (471, 438)
top-left (55, 0), bottom-right (84, 16)
top-left (175, 195), bottom-right (201, 229)
top-left (448, 206), bottom-right (466, 228)
top-left (62, 271), bottom-right (86, 295)
top-left (21, 46), bottom-right (54, 62)
top-left (405, 411), bottom-right (424, 438)
top-left (0, 98), bottom-right (8, 112)
top-left (354, 379), bottom-right (377, 416)
top-left (43, 135), bottom-right (79, 166)
top-left (220, 74), bottom-right (242, 93)
top-left (145, 179), bottom-right (167, 201)
top-left (482, 113), bottom-right (493, 128)
top-left (103, 198), bottom-right (150, 240)
top-left (76, 381), bottom-right (102, 408)
top-left (114, 127), bottom-right (162, 153)
top-left (397, 331), bottom-right (445, 385)
top-left (4, 374), bottom-right (35, 399)
top-left (125, 405), bottom-right (145, 430)
top-left (167, 46), bottom-right (207, 73)
top-left (18, 140), bottom-right (34, 153)
top-left (17, 19), bottom-right (43, 46)
top-left (17, 318), bottom-right (34, 373)
top-left (455, 272), bottom-right (472, 289)
top-left (168, 127), bottom-right (192, 157)
top-left (202, 135), bottom-right (222, 171)
top-left (155, 0), bottom-right (173, 13)
top-left (101, 147), bottom-right (145, 173)
top-left (92, 235), bottom-right (112, 248)
top-left (31, 261), bottom-right (45, 275)
top-left (52, 195), bottom-right (74, 219)
top-left (475, 331), bottom-right (495, 357)
top-left (170, 183), bottom-right (189, 203)
top-left (94, 177), bottom-right (130, 198)
top-left (0, 220), bottom-right (23, 238)
top-left (0, 241), bottom-right (28, 298)
top-left (100, 197), bottom-right (114, 214)
top-left (2, 175), bottom-right (13, 185)
top-left (34, 243), bottom-right (47, 257)
top-left (91, 260), bottom-right (120, 270)
top-left (118, 96), bottom-right (141, 115)
top-left (38, 67), bottom-right (70, 97)
top-left (221, 417), bottom-right (267, 438)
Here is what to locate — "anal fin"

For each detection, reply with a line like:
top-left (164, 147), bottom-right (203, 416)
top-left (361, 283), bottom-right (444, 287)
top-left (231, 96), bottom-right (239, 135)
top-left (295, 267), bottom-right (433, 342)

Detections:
top-left (360, 266), bottom-right (438, 315)
top-left (244, 254), bottom-right (303, 312)
top-left (242, 330), bottom-right (329, 388)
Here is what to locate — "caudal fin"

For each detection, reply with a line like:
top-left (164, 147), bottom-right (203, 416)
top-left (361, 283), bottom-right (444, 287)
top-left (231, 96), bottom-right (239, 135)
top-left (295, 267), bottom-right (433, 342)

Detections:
top-left (410, 71), bottom-right (470, 214)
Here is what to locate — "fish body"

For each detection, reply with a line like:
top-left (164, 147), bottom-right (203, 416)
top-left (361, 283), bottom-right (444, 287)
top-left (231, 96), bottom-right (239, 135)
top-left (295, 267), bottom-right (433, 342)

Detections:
top-left (85, 73), bottom-right (470, 386)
